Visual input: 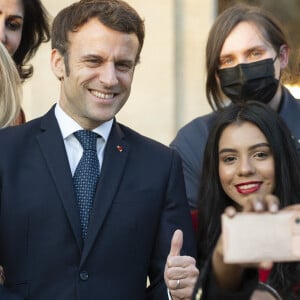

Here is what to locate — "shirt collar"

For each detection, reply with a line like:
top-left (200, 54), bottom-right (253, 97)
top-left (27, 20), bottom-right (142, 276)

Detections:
top-left (54, 103), bottom-right (113, 142)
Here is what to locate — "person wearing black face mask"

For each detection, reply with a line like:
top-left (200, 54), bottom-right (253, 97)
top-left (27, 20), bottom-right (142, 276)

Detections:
top-left (218, 57), bottom-right (279, 104)
top-left (170, 4), bottom-right (300, 211)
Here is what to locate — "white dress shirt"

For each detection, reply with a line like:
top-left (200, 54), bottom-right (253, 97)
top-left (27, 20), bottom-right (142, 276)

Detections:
top-left (54, 103), bottom-right (113, 175)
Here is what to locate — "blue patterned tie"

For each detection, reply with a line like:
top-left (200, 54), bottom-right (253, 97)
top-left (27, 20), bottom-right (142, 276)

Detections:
top-left (73, 130), bottom-right (100, 239)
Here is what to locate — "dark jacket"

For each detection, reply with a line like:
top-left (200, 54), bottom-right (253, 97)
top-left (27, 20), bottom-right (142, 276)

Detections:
top-left (0, 106), bottom-right (196, 300)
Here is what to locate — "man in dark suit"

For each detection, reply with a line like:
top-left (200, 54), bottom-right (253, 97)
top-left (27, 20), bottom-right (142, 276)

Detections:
top-left (0, 1), bottom-right (196, 299)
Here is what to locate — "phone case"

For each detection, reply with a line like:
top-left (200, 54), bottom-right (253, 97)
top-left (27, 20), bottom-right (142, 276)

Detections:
top-left (222, 211), bottom-right (300, 263)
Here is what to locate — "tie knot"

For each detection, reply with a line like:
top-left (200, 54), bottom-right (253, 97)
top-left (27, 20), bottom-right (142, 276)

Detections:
top-left (74, 130), bottom-right (98, 151)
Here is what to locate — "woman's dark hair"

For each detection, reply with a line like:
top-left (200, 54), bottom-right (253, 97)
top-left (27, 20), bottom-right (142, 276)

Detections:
top-left (197, 101), bottom-right (300, 296)
top-left (12, 0), bottom-right (50, 81)
top-left (206, 4), bottom-right (290, 110)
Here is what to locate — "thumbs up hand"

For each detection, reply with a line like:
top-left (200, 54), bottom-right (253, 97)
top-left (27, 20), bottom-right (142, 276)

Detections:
top-left (164, 230), bottom-right (199, 300)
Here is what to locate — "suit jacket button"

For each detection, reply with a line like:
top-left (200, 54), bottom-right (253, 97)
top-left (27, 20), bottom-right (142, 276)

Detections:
top-left (79, 270), bottom-right (89, 281)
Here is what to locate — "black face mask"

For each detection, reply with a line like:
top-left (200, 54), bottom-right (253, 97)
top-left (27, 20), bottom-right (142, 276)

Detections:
top-left (218, 58), bottom-right (279, 104)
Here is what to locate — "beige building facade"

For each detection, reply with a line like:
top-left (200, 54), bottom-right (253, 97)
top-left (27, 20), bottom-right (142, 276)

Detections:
top-left (22, 0), bottom-right (216, 145)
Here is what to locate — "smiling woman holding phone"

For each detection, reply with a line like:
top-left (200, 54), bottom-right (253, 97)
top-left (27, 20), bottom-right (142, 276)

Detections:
top-left (165, 101), bottom-right (300, 300)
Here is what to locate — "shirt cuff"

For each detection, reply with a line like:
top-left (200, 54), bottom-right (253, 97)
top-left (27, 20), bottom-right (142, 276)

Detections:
top-left (167, 288), bottom-right (173, 300)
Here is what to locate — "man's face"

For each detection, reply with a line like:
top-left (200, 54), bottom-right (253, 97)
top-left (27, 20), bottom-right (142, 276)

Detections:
top-left (51, 18), bottom-right (139, 129)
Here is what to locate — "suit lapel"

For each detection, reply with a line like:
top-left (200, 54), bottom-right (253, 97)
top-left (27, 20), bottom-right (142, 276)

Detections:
top-left (37, 107), bottom-right (82, 251)
top-left (80, 121), bottom-right (129, 265)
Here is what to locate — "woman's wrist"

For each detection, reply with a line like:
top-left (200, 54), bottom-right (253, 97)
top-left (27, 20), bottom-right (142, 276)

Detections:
top-left (212, 248), bottom-right (245, 291)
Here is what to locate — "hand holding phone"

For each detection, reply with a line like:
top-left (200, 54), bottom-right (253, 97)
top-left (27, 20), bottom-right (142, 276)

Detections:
top-left (222, 210), bottom-right (300, 263)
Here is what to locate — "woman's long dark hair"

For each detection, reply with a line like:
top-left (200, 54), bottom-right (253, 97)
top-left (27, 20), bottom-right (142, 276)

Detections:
top-left (197, 101), bottom-right (300, 297)
top-left (12, 0), bottom-right (50, 81)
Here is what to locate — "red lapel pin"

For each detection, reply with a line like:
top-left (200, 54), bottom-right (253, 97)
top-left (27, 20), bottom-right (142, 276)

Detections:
top-left (116, 145), bottom-right (123, 152)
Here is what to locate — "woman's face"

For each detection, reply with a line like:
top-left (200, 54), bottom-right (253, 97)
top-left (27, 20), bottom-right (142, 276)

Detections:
top-left (218, 121), bottom-right (275, 208)
top-left (0, 0), bottom-right (24, 56)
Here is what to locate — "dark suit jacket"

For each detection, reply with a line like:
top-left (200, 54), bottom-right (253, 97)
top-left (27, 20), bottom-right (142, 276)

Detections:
top-left (0, 106), bottom-right (196, 300)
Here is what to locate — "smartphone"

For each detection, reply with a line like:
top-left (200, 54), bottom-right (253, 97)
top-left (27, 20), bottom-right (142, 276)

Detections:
top-left (222, 210), bottom-right (300, 263)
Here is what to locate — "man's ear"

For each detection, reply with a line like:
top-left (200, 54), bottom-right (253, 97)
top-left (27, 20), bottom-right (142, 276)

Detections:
top-left (279, 44), bottom-right (289, 69)
top-left (51, 49), bottom-right (65, 80)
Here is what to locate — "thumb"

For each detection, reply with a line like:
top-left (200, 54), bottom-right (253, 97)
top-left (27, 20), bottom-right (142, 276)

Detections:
top-left (169, 229), bottom-right (183, 257)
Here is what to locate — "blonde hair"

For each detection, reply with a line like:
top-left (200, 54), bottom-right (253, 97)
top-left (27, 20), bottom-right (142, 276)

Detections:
top-left (0, 42), bottom-right (22, 127)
